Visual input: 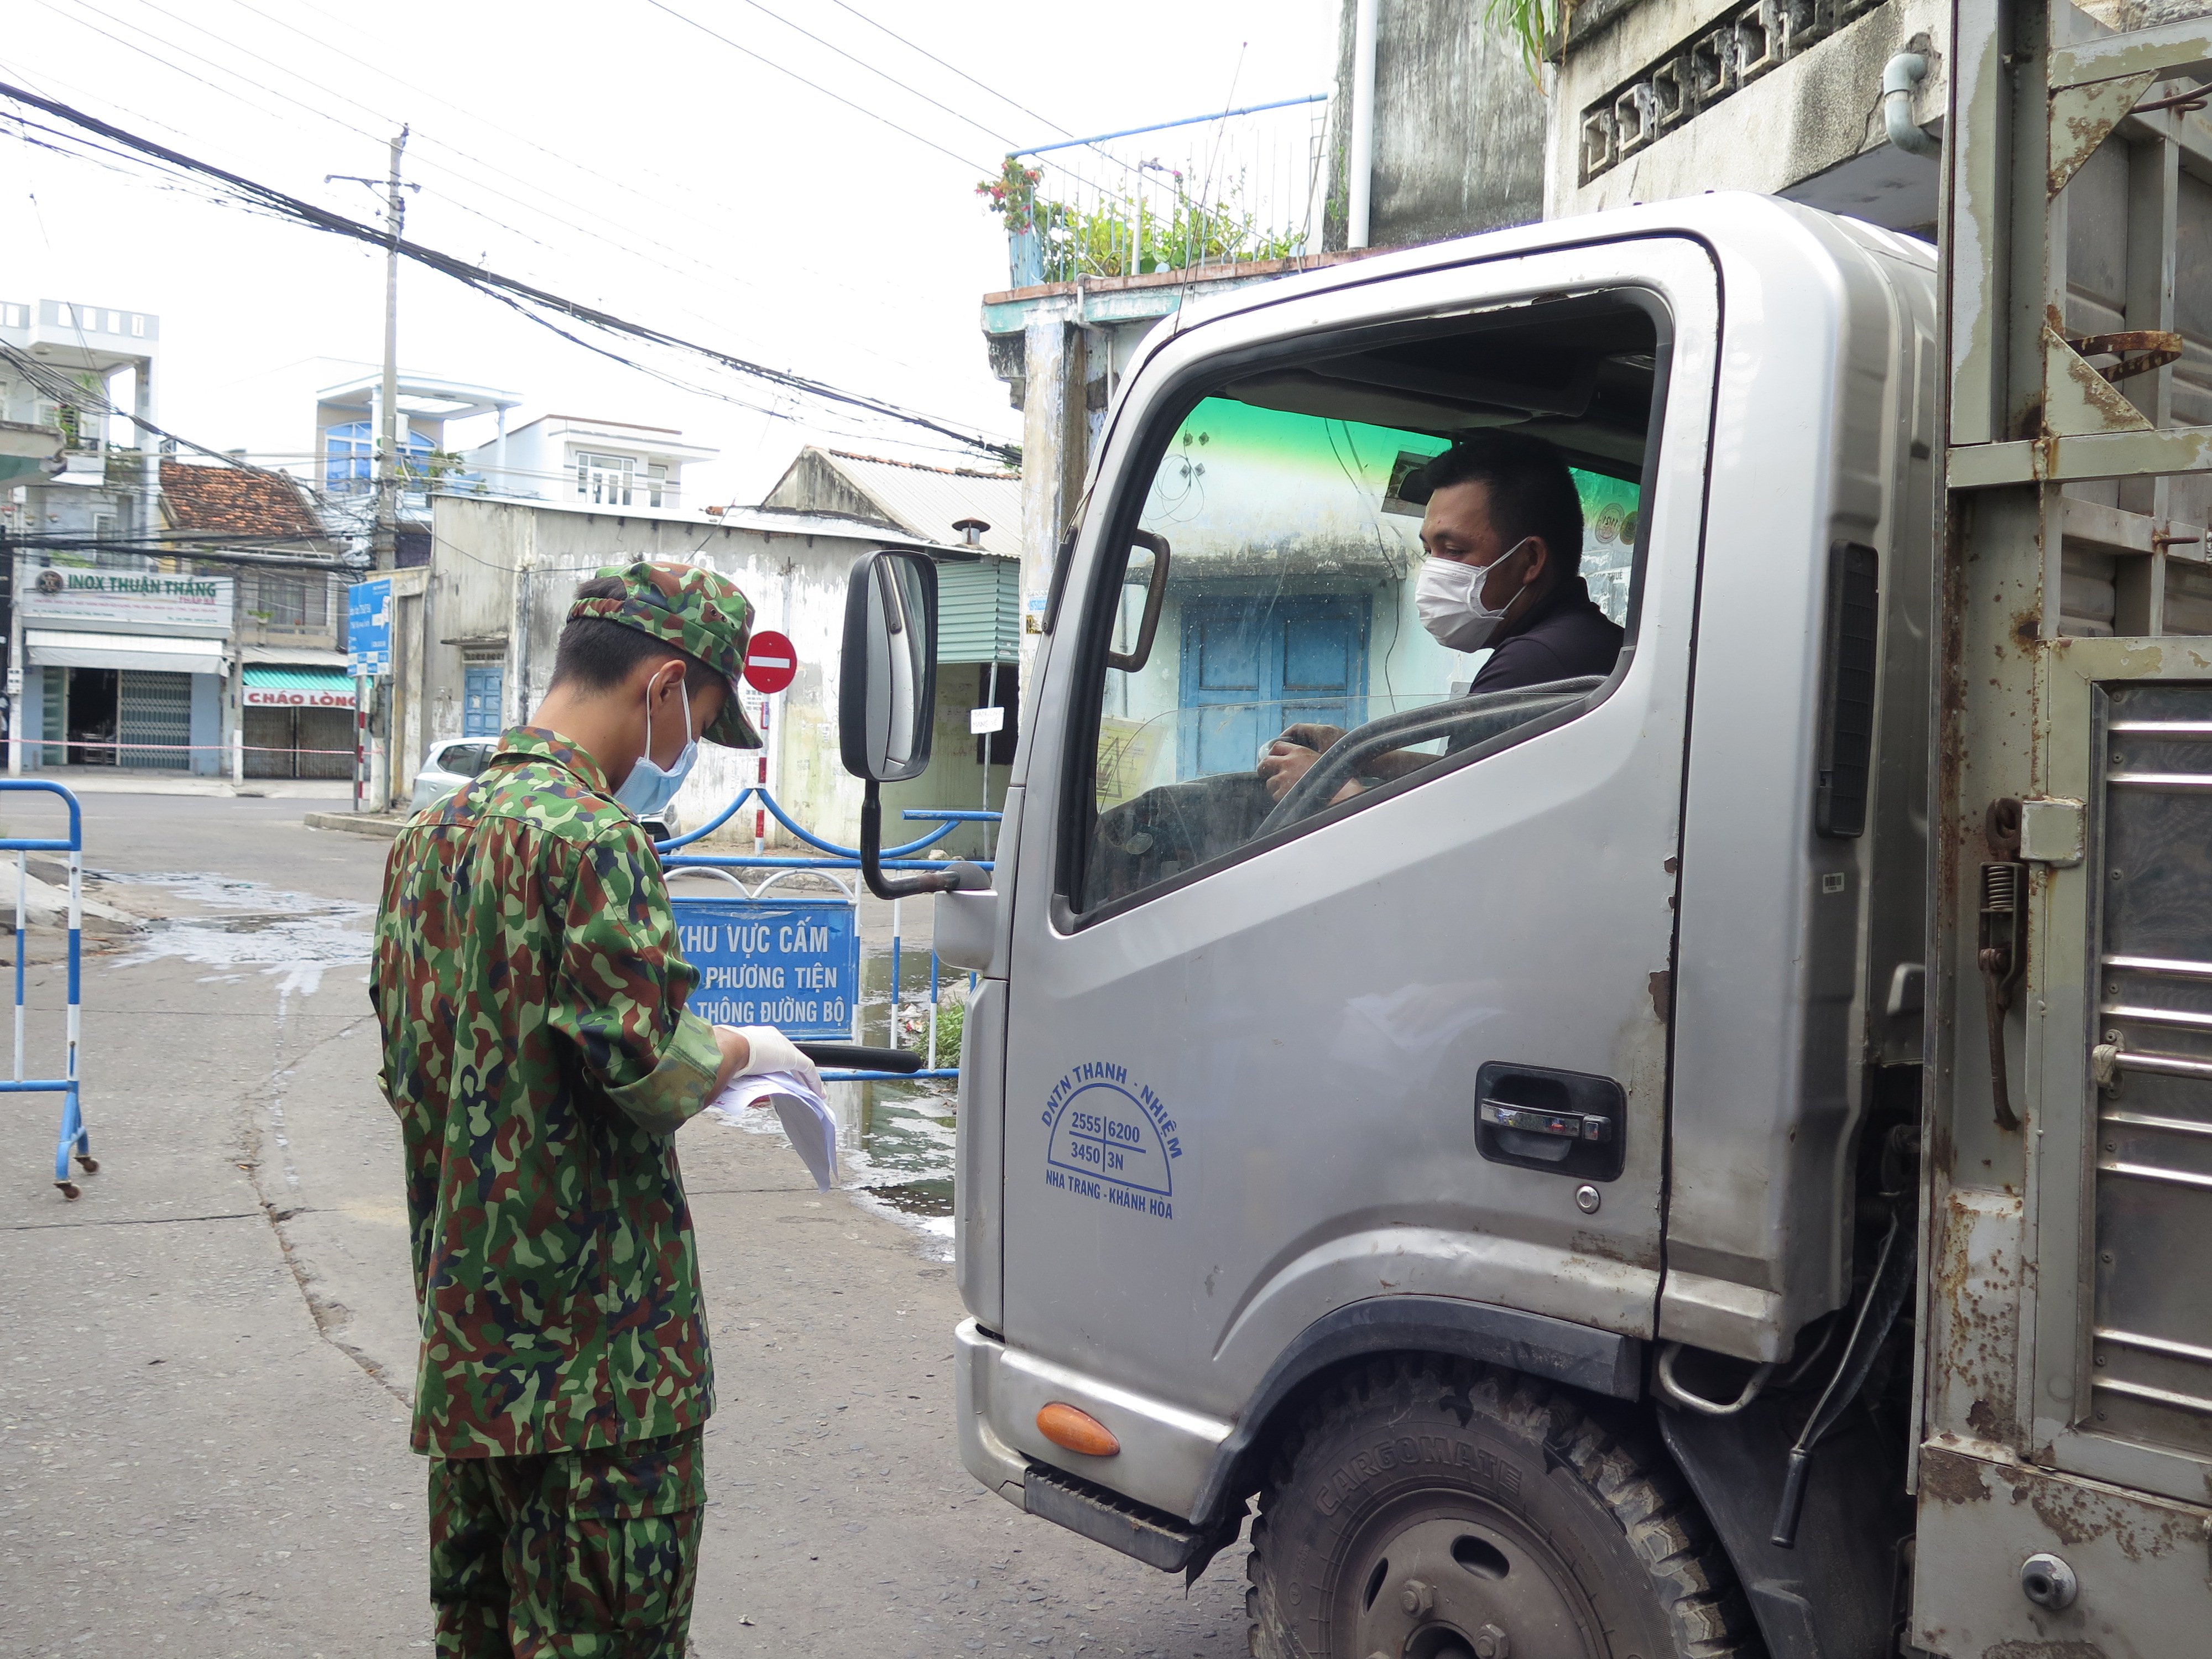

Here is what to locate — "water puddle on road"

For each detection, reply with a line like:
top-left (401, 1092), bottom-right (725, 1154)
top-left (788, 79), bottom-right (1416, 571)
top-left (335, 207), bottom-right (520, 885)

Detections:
top-left (102, 870), bottom-right (372, 997)
top-left (712, 1079), bottom-right (957, 1253)
top-left (105, 869), bottom-right (966, 1240)
top-left (851, 1084), bottom-right (956, 1219)
top-left (705, 942), bottom-right (964, 1249)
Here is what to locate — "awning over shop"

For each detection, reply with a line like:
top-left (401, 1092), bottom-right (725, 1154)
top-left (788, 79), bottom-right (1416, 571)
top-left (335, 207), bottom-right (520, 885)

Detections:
top-left (243, 666), bottom-right (355, 708)
top-left (241, 644), bottom-right (348, 669)
top-left (25, 629), bottom-right (227, 676)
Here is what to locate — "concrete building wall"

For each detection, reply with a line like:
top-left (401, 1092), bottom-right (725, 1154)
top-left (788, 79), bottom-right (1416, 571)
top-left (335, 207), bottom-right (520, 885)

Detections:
top-left (1327, 0), bottom-right (1547, 249)
top-left (424, 495), bottom-right (1005, 856)
top-left (1547, 0), bottom-right (1947, 233)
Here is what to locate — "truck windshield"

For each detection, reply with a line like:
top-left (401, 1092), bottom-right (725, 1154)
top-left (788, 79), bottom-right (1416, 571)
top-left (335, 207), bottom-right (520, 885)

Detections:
top-left (1069, 293), bottom-right (1666, 915)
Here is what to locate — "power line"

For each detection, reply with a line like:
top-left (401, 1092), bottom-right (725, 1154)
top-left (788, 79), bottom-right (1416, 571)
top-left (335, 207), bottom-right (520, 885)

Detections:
top-left (1, 101), bottom-right (837, 442)
top-left (272, 0), bottom-right (753, 216)
top-left (660, 0), bottom-right (1148, 225)
top-left (119, 0), bottom-right (713, 283)
top-left (49, 0), bottom-right (382, 148)
top-left (0, 336), bottom-right (305, 479)
top-left (0, 80), bottom-right (1019, 463)
top-left (72, 0), bottom-right (930, 378)
top-left (67, 0), bottom-right (720, 290)
top-left (724, 0), bottom-right (1020, 150)
top-left (38, 0), bottom-right (578, 269)
top-left (0, 45), bottom-right (200, 147)
top-left (816, 0), bottom-right (1168, 201)
top-left (639, 0), bottom-right (995, 176)
top-left (211, 0), bottom-right (894, 313)
top-left (9, 537), bottom-right (360, 575)
top-left (823, 0), bottom-right (1073, 140)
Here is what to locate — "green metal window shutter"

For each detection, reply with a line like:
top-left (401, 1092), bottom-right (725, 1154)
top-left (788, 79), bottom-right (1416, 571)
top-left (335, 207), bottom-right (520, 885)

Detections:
top-left (936, 556), bottom-right (1019, 664)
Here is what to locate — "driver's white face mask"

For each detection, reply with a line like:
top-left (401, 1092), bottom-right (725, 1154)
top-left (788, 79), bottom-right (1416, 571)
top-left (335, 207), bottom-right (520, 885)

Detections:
top-left (1416, 539), bottom-right (1535, 653)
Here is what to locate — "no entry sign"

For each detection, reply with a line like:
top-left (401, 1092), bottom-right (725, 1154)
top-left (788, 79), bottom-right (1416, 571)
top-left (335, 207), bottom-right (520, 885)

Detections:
top-left (743, 630), bottom-right (797, 694)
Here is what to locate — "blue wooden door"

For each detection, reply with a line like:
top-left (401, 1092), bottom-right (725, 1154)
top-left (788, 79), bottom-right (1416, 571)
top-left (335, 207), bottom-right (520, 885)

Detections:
top-left (1178, 597), bottom-right (1367, 779)
top-left (463, 665), bottom-right (504, 738)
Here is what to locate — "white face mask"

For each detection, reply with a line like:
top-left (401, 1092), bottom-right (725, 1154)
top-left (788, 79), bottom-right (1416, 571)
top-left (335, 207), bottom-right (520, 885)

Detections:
top-left (1416, 540), bottom-right (1535, 653)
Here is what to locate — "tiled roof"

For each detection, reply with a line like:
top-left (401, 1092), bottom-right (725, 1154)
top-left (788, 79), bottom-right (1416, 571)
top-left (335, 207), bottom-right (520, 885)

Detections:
top-left (159, 460), bottom-right (325, 538)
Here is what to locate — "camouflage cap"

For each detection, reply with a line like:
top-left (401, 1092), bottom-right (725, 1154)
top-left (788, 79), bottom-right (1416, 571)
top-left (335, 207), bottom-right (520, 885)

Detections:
top-left (568, 561), bottom-right (762, 749)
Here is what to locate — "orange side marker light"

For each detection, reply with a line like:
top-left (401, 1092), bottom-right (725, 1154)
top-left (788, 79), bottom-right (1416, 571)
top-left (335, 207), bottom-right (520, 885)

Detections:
top-left (1036, 1402), bottom-right (1119, 1457)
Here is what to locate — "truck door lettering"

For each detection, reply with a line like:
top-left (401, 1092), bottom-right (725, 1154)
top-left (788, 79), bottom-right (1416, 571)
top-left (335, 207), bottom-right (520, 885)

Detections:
top-left (1040, 1067), bottom-right (1185, 1218)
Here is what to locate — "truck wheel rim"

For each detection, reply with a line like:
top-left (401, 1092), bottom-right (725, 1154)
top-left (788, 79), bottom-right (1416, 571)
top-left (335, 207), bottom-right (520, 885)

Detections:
top-left (1339, 1493), bottom-right (1602, 1659)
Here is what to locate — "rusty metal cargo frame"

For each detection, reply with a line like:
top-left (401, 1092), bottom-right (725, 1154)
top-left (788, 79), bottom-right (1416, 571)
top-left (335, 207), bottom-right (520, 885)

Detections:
top-left (1936, 0), bottom-right (2212, 1547)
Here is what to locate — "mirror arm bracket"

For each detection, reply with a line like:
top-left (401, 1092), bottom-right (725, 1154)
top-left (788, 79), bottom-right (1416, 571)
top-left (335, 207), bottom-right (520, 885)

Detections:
top-left (857, 780), bottom-right (977, 900)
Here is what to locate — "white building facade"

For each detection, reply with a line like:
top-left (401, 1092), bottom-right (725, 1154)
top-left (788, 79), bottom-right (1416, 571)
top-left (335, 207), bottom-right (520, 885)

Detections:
top-left (460, 414), bottom-right (716, 513)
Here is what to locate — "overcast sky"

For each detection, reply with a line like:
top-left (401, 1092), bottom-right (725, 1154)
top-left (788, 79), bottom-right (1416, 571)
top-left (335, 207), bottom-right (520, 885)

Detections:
top-left (1, 0), bottom-right (1338, 505)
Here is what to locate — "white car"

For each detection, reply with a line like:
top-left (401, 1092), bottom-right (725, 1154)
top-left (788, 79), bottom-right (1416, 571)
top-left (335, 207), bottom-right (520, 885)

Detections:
top-left (409, 737), bottom-right (682, 842)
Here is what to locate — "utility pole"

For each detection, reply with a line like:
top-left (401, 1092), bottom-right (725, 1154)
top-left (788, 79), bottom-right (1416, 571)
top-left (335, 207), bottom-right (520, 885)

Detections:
top-left (328, 128), bottom-right (416, 572)
top-left (328, 131), bottom-right (416, 812)
top-left (375, 127), bottom-right (406, 572)
top-left (2, 528), bottom-right (17, 778)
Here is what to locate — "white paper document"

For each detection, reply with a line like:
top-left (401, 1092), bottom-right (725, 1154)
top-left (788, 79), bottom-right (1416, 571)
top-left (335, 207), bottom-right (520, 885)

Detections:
top-left (708, 1069), bottom-right (838, 1191)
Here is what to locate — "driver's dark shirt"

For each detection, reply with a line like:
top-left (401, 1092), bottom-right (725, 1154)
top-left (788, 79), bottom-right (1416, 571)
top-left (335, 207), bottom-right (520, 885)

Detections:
top-left (1470, 573), bottom-right (1623, 693)
top-left (1445, 575), bottom-right (1623, 754)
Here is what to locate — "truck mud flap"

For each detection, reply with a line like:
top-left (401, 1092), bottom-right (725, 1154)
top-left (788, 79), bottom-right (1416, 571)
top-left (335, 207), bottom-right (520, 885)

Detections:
top-left (1024, 1461), bottom-right (1234, 1575)
top-left (1659, 1400), bottom-right (1909, 1659)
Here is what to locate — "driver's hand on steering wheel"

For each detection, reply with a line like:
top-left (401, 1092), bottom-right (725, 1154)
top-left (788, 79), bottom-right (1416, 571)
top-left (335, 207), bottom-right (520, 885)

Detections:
top-left (1259, 738), bottom-right (1366, 805)
top-left (1258, 738), bottom-right (1318, 801)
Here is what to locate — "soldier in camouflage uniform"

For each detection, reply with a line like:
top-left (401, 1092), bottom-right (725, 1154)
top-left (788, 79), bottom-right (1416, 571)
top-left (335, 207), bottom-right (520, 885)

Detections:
top-left (373, 561), bottom-right (822, 1657)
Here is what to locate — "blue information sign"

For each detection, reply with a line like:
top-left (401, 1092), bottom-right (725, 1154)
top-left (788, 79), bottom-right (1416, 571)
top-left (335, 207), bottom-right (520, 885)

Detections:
top-left (348, 577), bottom-right (392, 676)
top-left (671, 894), bottom-right (859, 1039)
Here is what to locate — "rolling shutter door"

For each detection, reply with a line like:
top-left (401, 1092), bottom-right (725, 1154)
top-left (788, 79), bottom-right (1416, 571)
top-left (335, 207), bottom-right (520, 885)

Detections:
top-left (118, 670), bottom-right (191, 771)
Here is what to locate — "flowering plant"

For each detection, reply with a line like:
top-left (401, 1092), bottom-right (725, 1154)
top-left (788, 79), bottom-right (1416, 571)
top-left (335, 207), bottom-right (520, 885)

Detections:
top-left (975, 158), bottom-right (1045, 234)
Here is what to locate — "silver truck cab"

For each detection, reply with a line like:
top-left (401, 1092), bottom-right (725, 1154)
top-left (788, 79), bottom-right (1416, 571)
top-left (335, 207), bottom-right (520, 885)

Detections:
top-left (833, 8), bottom-right (2212, 1644)
top-left (843, 193), bottom-right (1934, 1659)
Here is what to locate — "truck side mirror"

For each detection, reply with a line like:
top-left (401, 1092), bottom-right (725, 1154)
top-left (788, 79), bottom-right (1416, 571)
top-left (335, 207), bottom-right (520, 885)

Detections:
top-left (839, 549), bottom-right (938, 784)
top-left (839, 549), bottom-right (961, 900)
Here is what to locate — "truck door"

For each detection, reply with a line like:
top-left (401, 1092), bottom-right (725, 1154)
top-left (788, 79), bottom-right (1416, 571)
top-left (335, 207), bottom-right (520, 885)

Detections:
top-left (995, 238), bottom-right (1720, 1439)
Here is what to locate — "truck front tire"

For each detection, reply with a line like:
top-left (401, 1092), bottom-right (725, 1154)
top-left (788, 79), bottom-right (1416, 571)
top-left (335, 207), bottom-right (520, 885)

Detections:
top-left (1245, 1357), bottom-right (1751, 1659)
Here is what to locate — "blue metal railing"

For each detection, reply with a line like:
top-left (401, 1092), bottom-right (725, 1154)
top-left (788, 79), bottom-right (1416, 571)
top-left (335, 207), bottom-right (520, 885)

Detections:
top-left (0, 782), bottom-right (91, 1198)
top-left (658, 790), bottom-right (996, 1083)
top-left (999, 93), bottom-right (1331, 289)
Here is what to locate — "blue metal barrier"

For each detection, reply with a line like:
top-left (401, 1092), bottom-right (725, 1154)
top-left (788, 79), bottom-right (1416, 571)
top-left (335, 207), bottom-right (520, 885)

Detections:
top-left (658, 789), bottom-right (994, 1084)
top-left (0, 782), bottom-right (90, 1198)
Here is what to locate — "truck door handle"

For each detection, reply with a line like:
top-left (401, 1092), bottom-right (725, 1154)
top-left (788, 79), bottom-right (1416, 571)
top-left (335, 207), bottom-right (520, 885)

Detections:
top-left (1479, 1099), bottom-right (1613, 1142)
top-left (1473, 1063), bottom-right (1627, 1182)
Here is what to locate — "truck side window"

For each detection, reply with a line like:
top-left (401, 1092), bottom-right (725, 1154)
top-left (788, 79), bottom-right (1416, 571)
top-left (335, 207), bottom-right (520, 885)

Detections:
top-left (1066, 294), bottom-right (1665, 916)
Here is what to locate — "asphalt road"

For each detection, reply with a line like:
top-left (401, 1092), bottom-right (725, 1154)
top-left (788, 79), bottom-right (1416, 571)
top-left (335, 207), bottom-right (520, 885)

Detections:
top-left (0, 791), bottom-right (1250, 1657)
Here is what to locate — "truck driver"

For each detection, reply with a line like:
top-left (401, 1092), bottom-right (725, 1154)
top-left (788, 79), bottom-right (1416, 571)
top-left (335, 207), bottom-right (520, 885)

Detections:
top-left (1258, 430), bottom-right (1624, 804)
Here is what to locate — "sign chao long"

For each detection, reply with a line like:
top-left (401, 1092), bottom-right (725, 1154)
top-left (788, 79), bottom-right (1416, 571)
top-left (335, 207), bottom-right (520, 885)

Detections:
top-left (243, 685), bottom-right (353, 709)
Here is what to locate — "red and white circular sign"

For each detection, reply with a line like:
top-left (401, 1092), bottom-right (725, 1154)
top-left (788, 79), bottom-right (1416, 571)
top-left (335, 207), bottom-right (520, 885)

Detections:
top-left (742, 629), bottom-right (797, 694)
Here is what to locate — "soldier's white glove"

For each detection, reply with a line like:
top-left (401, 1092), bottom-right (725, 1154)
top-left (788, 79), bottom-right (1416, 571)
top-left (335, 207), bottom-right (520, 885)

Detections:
top-left (731, 1025), bottom-right (825, 1100)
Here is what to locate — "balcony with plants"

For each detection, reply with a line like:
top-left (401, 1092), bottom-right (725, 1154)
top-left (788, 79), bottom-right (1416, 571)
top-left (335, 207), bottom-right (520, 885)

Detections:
top-left (978, 95), bottom-right (1333, 291)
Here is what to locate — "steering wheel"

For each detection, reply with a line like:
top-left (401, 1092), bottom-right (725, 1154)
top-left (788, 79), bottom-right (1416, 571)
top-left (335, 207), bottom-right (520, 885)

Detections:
top-left (1255, 676), bottom-right (1606, 838)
